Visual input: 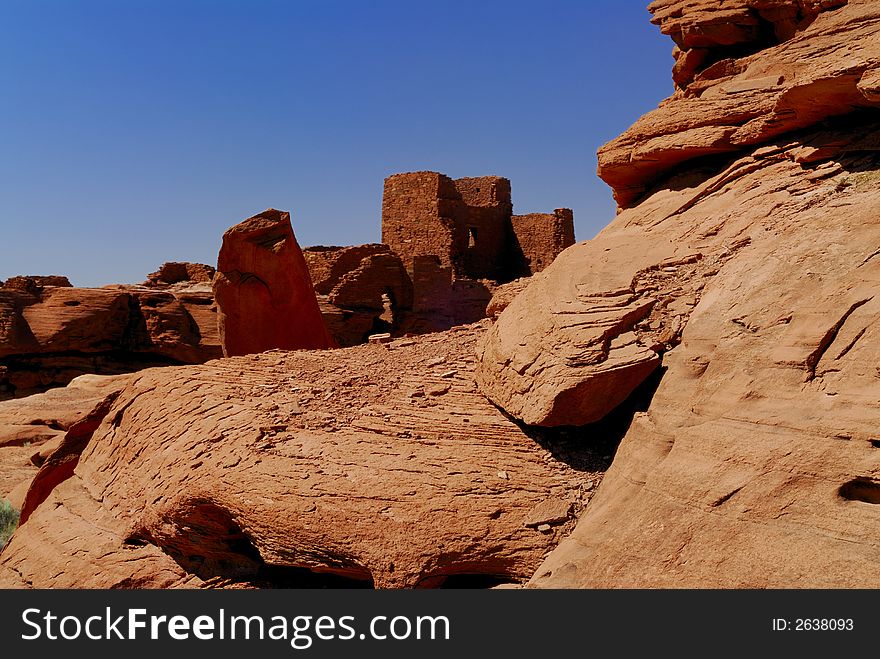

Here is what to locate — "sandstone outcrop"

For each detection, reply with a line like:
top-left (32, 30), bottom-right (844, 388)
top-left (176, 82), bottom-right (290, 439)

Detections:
top-left (529, 130), bottom-right (880, 586)
top-left (0, 280), bottom-right (220, 399)
top-left (477, 0), bottom-right (880, 586)
top-left (0, 374), bottom-right (131, 509)
top-left (144, 262), bottom-right (216, 288)
top-left (0, 323), bottom-right (606, 588)
top-left (304, 245), bottom-right (413, 346)
top-left (479, 0), bottom-right (880, 429)
top-left (601, 0), bottom-right (877, 207)
top-left (1, 276), bottom-right (72, 293)
top-left (212, 209), bottom-right (334, 357)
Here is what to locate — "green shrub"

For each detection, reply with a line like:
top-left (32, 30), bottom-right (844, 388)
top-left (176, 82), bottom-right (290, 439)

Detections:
top-left (0, 499), bottom-right (19, 550)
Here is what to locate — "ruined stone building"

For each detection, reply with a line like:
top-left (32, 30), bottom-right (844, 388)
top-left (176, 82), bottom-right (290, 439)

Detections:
top-left (303, 171), bottom-right (576, 345)
top-left (381, 172), bottom-right (573, 280)
top-left (0, 171), bottom-right (574, 395)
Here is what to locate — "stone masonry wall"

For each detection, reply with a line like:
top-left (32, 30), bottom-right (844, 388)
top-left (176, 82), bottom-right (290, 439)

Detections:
top-left (303, 244), bottom-right (392, 295)
top-left (510, 209), bottom-right (576, 275)
top-left (381, 172), bottom-right (459, 274)
top-left (382, 172), bottom-right (513, 281)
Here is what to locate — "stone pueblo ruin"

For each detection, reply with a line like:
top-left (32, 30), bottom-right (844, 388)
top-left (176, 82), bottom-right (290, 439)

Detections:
top-left (1, 0), bottom-right (879, 588)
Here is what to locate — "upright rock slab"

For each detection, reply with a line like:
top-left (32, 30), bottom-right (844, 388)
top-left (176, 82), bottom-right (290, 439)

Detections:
top-left (213, 209), bottom-right (334, 356)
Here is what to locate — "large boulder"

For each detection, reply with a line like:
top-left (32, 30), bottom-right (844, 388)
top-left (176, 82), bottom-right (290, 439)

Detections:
top-left (478, 0), bottom-right (880, 429)
top-left (601, 0), bottom-right (876, 207)
top-left (213, 209), bottom-right (334, 357)
top-left (0, 374), bottom-right (132, 508)
top-left (0, 323), bottom-right (604, 588)
top-left (529, 129), bottom-right (880, 586)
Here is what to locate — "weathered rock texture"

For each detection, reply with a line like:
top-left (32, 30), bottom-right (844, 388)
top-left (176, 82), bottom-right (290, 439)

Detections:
top-left (0, 323), bottom-right (608, 588)
top-left (478, 0), bottom-right (880, 586)
top-left (601, 0), bottom-right (874, 207)
top-left (213, 209), bottom-right (334, 357)
top-left (0, 278), bottom-right (220, 399)
top-left (304, 245), bottom-right (414, 346)
top-left (304, 244), bottom-right (394, 295)
top-left (0, 374), bottom-right (132, 509)
top-left (529, 132), bottom-right (880, 587)
top-left (1, 276), bottom-right (72, 292)
top-left (144, 262), bottom-right (216, 288)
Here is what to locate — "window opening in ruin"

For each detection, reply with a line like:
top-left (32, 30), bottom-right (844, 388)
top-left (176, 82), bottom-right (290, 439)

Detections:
top-left (379, 292), bottom-right (394, 325)
top-left (468, 227), bottom-right (478, 249)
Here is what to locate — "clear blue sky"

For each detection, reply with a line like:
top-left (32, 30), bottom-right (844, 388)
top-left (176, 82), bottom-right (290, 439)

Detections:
top-left (0, 0), bottom-right (672, 287)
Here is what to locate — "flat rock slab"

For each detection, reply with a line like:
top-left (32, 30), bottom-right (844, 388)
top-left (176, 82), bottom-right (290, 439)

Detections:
top-left (0, 322), bottom-right (604, 588)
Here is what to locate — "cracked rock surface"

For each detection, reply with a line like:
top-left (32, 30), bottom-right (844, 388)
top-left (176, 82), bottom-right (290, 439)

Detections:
top-left (482, 0), bottom-right (880, 587)
top-left (0, 322), bottom-right (608, 588)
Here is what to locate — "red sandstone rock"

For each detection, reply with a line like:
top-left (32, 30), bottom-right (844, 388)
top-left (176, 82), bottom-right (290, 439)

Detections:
top-left (328, 251), bottom-right (413, 312)
top-left (144, 262), bottom-right (215, 288)
top-left (212, 209), bottom-right (334, 357)
top-left (600, 0), bottom-right (878, 207)
top-left (396, 256), bottom-right (495, 335)
top-left (303, 244), bottom-right (414, 346)
top-left (529, 130), bottom-right (880, 586)
top-left (0, 324), bottom-right (605, 588)
top-left (0, 283), bottom-right (220, 398)
top-left (1, 275), bottom-right (71, 293)
top-left (486, 278), bottom-right (532, 319)
top-left (303, 244), bottom-right (394, 295)
top-left (0, 374), bottom-right (131, 507)
top-left (19, 390), bottom-right (120, 524)
top-left (474, 0), bottom-right (880, 586)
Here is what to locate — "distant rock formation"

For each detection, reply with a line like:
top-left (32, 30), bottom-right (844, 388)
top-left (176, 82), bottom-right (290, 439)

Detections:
top-left (144, 262), bottom-right (215, 288)
top-left (212, 209), bottom-right (334, 357)
top-left (0, 277), bottom-right (220, 399)
top-left (304, 244), bottom-right (413, 346)
top-left (1, 276), bottom-right (72, 293)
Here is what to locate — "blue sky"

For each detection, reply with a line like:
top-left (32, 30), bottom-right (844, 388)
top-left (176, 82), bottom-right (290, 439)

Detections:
top-left (0, 1), bottom-right (672, 287)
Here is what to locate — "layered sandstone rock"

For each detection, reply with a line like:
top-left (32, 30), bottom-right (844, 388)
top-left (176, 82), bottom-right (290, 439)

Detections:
top-left (529, 129), bottom-right (880, 586)
top-left (480, 0), bottom-right (880, 429)
top-left (476, 0), bottom-right (880, 586)
top-left (213, 209), bottom-right (334, 356)
top-left (601, 0), bottom-right (878, 207)
top-left (0, 281), bottom-right (220, 398)
top-left (1, 276), bottom-right (72, 293)
top-left (304, 245), bottom-right (414, 346)
top-left (304, 244), bottom-right (393, 295)
top-left (0, 323), bottom-right (606, 588)
top-left (0, 374), bottom-right (132, 509)
top-left (144, 262), bottom-right (216, 288)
